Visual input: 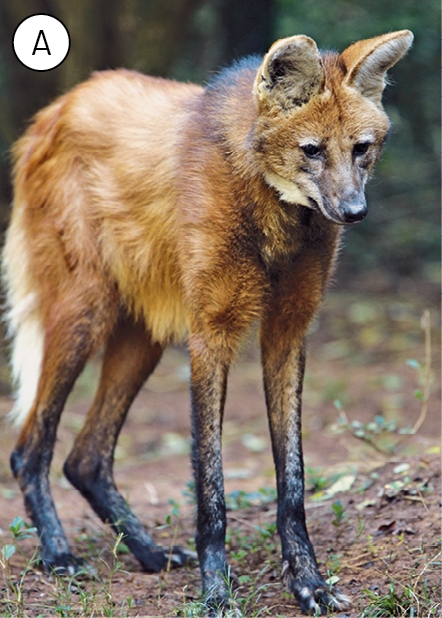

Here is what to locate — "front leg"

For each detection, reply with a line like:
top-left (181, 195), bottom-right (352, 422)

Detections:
top-left (261, 323), bottom-right (350, 615)
top-left (189, 334), bottom-right (236, 615)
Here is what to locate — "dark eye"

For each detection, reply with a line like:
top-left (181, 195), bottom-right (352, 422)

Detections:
top-left (301, 144), bottom-right (321, 158)
top-left (353, 142), bottom-right (370, 156)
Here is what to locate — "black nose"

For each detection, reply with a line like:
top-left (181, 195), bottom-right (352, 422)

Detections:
top-left (341, 199), bottom-right (367, 223)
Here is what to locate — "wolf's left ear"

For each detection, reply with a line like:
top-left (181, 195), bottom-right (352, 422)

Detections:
top-left (342, 30), bottom-right (414, 105)
top-left (254, 35), bottom-right (325, 110)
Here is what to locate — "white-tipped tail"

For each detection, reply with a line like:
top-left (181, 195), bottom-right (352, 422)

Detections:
top-left (7, 305), bottom-right (44, 426)
top-left (2, 211), bottom-right (44, 427)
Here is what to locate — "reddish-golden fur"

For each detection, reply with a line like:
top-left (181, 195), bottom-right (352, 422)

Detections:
top-left (3, 31), bottom-right (413, 615)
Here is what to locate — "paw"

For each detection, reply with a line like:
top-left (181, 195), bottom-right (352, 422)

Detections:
top-left (138, 544), bottom-right (197, 572)
top-left (201, 579), bottom-right (242, 617)
top-left (207, 605), bottom-right (242, 617)
top-left (43, 553), bottom-right (96, 577)
top-left (203, 594), bottom-right (242, 617)
top-left (295, 585), bottom-right (350, 616)
top-left (282, 560), bottom-right (351, 615)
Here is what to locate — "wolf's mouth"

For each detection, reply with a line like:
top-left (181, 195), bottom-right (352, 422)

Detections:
top-left (307, 197), bottom-right (320, 212)
top-left (309, 197), bottom-right (360, 226)
top-left (308, 197), bottom-right (342, 224)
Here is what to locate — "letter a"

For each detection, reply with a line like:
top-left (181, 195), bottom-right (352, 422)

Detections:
top-left (32, 30), bottom-right (51, 55)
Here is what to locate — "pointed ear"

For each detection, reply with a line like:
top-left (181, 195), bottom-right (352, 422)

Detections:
top-left (254, 35), bottom-right (325, 110)
top-left (342, 30), bottom-right (413, 104)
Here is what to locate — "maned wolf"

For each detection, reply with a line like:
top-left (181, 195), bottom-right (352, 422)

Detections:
top-left (3, 30), bottom-right (413, 615)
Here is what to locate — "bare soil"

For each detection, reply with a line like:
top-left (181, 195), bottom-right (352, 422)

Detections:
top-left (0, 289), bottom-right (440, 616)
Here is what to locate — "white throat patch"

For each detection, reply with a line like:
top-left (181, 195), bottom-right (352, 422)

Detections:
top-left (264, 171), bottom-right (311, 207)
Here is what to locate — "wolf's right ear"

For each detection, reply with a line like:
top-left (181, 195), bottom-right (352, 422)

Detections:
top-left (254, 36), bottom-right (325, 110)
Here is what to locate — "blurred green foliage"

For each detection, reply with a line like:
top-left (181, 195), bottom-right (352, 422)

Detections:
top-left (0, 0), bottom-right (438, 283)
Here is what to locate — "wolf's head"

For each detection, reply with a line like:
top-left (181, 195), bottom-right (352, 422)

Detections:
top-left (252, 31), bottom-right (413, 225)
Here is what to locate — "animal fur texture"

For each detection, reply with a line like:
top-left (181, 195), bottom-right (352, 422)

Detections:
top-left (3, 30), bottom-right (413, 615)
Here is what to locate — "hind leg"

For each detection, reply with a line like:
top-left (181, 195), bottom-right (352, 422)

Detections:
top-left (63, 317), bottom-right (192, 572)
top-left (10, 295), bottom-right (116, 574)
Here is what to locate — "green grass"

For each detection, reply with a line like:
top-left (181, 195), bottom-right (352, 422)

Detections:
top-left (359, 578), bottom-right (442, 617)
top-left (1, 501), bottom-right (440, 618)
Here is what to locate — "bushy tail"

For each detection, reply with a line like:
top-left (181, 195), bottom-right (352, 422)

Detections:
top-left (2, 208), bottom-right (44, 426)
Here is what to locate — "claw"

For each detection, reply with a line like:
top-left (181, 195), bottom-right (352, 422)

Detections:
top-left (330, 589), bottom-right (351, 611)
top-left (283, 561), bottom-right (351, 615)
top-left (301, 586), bottom-right (352, 615)
top-left (298, 586), bottom-right (352, 615)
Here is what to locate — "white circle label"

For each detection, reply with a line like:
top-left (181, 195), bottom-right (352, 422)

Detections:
top-left (13, 14), bottom-right (70, 71)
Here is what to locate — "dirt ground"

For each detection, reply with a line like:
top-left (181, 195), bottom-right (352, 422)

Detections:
top-left (0, 285), bottom-right (440, 616)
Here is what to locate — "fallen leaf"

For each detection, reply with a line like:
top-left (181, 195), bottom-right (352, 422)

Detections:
top-left (325, 575), bottom-right (340, 585)
top-left (325, 474), bottom-right (357, 497)
top-left (357, 498), bottom-right (377, 511)
top-left (393, 463), bottom-right (410, 474)
top-left (375, 520), bottom-right (396, 535)
top-left (311, 474), bottom-right (357, 502)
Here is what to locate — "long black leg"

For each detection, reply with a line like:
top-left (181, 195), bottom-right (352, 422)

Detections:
top-left (188, 334), bottom-right (234, 612)
top-left (64, 317), bottom-right (193, 571)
